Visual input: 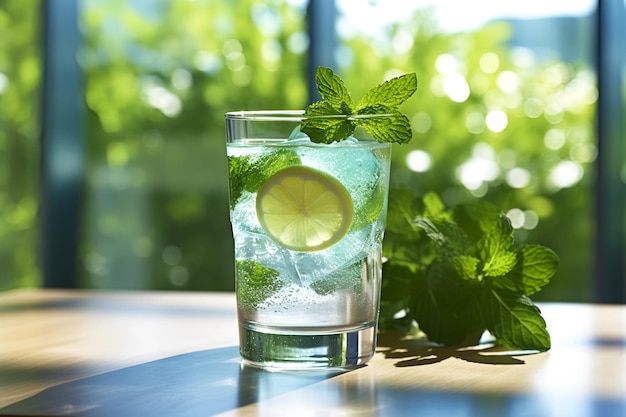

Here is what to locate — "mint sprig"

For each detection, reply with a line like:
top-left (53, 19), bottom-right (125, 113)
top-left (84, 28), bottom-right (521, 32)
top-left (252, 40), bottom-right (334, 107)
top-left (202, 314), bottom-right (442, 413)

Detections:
top-left (236, 259), bottom-right (283, 311)
top-left (301, 67), bottom-right (418, 144)
top-left (381, 186), bottom-right (559, 351)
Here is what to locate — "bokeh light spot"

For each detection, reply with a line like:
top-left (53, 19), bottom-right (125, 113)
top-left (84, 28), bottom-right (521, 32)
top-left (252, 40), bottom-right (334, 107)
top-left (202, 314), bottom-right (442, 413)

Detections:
top-left (163, 245), bottom-right (182, 266)
top-left (544, 128), bottom-right (567, 150)
top-left (506, 167), bottom-right (531, 189)
top-left (465, 111), bottom-right (485, 134)
top-left (480, 52), bottom-right (499, 74)
top-left (496, 71), bottom-right (520, 94)
top-left (486, 109), bottom-right (508, 132)
top-left (411, 112), bottom-right (432, 133)
top-left (523, 97), bottom-right (543, 118)
top-left (443, 74), bottom-right (470, 102)
top-left (548, 160), bottom-right (584, 188)
top-left (507, 208), bottom-right (525, 229)
top-left (405, 150), bottom-right (432, 172)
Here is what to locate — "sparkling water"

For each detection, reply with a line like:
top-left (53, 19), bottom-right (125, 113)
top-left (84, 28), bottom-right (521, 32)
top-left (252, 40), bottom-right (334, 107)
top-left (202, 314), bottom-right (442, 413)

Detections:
top-left (227, 136), bottom-right (391, 369)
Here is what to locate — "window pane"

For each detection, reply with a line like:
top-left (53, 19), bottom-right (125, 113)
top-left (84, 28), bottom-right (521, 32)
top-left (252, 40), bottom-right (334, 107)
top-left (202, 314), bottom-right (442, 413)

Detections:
top-left (337, 0), bottom-right (598, 301)
top-left (79, 0), bottom-right (308, 290)
top-left (0, 0), bottom-right (42, 291)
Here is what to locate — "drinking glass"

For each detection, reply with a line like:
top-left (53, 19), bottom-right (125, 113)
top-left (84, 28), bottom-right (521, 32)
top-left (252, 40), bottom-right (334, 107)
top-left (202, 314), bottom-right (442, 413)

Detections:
top-left (225, 110), bottom-right (392, 370)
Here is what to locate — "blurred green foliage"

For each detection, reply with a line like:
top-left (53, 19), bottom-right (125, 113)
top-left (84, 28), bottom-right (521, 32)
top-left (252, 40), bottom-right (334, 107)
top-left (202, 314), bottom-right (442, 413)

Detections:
top-left (78, 0), bottom-right (309, 291)
top-left (0, 1), bottom-right (598, 300)
top-left (339, 11), bottom-right (596, 301)
top-left (0, 0), bottom-right (41, 291)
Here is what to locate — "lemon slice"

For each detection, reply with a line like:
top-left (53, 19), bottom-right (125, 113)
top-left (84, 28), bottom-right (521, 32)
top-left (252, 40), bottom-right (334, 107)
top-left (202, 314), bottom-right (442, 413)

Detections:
top-left (256, 166), bottom-right (354, 252)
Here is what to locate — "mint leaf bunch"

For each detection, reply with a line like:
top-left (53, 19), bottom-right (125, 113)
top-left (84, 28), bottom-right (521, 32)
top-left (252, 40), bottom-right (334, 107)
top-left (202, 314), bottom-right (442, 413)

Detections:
top-left (381, 187), bottom-right (559, 351)
top-left (301, 67), bottom-right (418, 144)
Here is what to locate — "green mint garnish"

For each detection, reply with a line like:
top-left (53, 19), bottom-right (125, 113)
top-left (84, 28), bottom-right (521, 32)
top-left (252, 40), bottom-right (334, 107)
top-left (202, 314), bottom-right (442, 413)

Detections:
top-left (380, 187), bottom-right (559, 351)
top-left (227, 154), bottom-right (252, 210)
top-left (310, 260), bottom-right (364, 295)
top-left (227, 148), bottom-right (301, 209)
top-left (236, 259), bottom-right (283, 310)
top-left (301, 67), bottom-right (418, 144)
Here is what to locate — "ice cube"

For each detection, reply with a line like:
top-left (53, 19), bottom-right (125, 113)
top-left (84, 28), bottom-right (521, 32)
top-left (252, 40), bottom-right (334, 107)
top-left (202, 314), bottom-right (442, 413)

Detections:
top-left (288, 125), bottom-right (310, 140)
top-left (298, 138), bottom-right (390, 228)
top-left (290, 224), bottom-right (374, 286)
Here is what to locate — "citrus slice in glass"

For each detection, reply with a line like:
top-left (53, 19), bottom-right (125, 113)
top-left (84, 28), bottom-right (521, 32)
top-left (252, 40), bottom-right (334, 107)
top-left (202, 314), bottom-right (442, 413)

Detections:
top-left (256, 166), bottom-right (354, 252)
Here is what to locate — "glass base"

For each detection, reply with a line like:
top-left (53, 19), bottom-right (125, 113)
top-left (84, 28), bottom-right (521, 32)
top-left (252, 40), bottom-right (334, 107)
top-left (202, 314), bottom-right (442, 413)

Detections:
top-left (239, 323), bottom-right (377, 371)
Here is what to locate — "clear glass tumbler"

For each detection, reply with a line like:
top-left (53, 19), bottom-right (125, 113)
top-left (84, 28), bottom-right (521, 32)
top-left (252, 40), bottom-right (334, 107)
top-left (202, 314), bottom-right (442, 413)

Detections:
top-left (225, 110), bottom-right (392, 370)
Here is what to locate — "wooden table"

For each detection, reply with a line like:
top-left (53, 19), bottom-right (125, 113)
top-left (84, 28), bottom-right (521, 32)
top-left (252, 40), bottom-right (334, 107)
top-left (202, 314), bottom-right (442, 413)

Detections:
top-left (0, 289), bottom-right (624, 417)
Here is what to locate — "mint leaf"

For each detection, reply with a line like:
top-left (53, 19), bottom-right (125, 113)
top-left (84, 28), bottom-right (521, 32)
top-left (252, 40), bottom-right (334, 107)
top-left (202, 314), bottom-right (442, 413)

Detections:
top-left (314, 66), bottom-right (355, 113)
top-left (227, 154), bottom-right (251, 210)
top-left (357, 73), bottom-right (418, 109)
top-left (423, 191), bottom-right (446, 218)
top-left (356, 106), bottom-right (413, 144)
top-left (453, 255), bottom-right (480, 280)
top-left (412, 262), bottom-right (485, 346)
top-left (477, 233), bottom-right (517, 277)
top-left (382, 190), bottom-right (557, 352)
top-left (454, 202), bottom-right (509, 244)
top-left (227, 148), bottom-right (301, 208)
top-left (484, 291), bottom-right (551, 351)
top-left (310, 259), bottom-right (363, 295)
top-left (491, 244), bottom-right (559, 295)
top-left (385, 186), bottom-right (422, 234)
top-left (414, 217), bottom-right (471, 259)
top-left (300, 101), bottom-right (355, 143)
top-left (382, 186), bottom-right (435, 278)
top-left (379, 262), bottom-right (416, 331)
top-left (512, 244), bottom-right (559, 296)
top-left (301, 67), bottom-right (417, 144)
top-left (236, 259), bottom-right (283, 310)
top-left (301, 100), bottom-right (337, 116)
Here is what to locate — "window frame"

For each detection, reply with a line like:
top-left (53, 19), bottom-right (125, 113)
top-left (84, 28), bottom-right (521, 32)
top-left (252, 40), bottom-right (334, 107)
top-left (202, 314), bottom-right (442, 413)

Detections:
top-left (39, 0), bottom-right (625, 302)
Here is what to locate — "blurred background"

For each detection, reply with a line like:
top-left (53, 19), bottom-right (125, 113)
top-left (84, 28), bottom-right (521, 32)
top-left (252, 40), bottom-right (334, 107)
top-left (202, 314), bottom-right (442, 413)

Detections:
top-left (1, 0), bottom-right (624, 302)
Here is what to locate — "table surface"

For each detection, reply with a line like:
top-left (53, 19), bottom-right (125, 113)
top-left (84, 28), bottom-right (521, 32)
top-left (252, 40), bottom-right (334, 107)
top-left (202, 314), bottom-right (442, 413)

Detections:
top-left (0, 289), bottom-right (624, 417)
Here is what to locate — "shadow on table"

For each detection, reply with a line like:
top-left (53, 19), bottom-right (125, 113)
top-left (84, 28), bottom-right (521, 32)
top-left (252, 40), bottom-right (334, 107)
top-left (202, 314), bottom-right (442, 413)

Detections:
top-left (377, 331), bottom-right (531, 367)
top-left (0, 346), bottom-right (343, 417)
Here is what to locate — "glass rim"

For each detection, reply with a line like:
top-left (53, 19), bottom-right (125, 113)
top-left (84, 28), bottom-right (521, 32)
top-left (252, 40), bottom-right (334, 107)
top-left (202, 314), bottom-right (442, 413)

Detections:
top-left (225, 110), bottom-right (395, 121)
